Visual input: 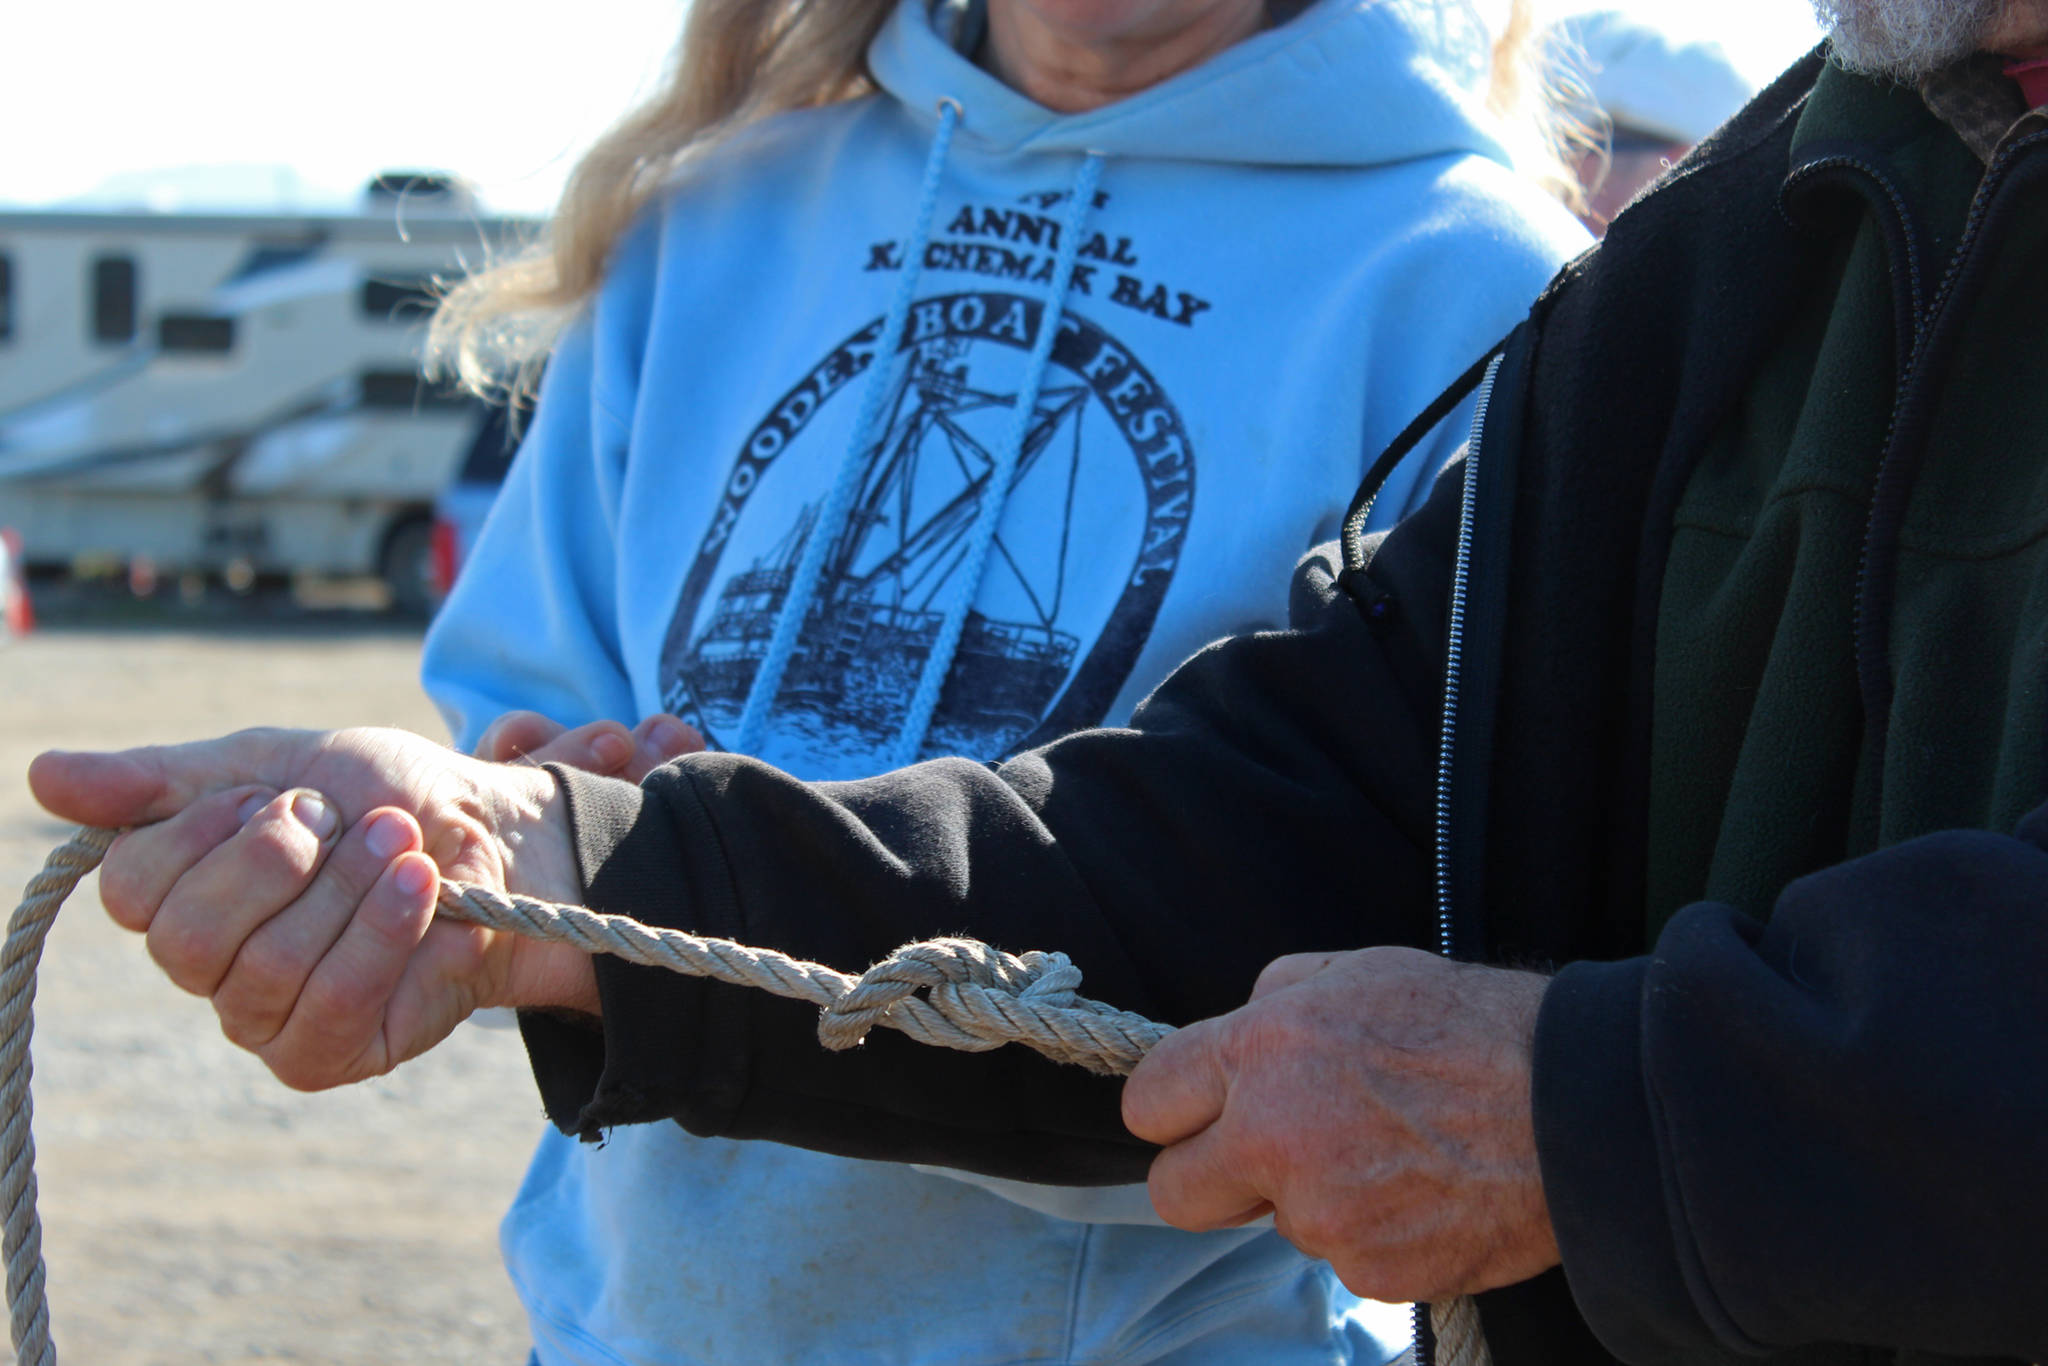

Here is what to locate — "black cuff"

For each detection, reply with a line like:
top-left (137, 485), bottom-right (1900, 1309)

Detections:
top-left (517, 762), bottom-right (752, 1143)
top-left (1532, 956), bottom-right (1715, 1365)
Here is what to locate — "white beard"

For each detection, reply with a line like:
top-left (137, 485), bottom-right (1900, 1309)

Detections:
top-left (1811, 0), bottom-right (2002, 79)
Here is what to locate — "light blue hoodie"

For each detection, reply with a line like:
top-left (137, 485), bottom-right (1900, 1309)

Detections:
top-left (422, 1), bottom-right (1585, 1362)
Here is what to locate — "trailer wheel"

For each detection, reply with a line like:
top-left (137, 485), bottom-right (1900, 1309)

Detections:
top-left (379, 515), bottom-right (437, 618)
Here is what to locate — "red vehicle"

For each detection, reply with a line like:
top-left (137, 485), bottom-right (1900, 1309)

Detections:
top-left (1, 528), bottom-right (33, 640)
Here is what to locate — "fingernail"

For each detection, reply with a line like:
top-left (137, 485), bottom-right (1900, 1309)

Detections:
top-left (394, 856), bottom-right (433, 898)
top-left (364, 811), bottom-right (411, 860)
top-left (647, 720), bottom-right (691, 756)
top-left (290, 791), bottom-right (337, 840)
top-left (591, 732), bottom-right (632, 769)
top-left (236, 792), bottom-right (272, 824)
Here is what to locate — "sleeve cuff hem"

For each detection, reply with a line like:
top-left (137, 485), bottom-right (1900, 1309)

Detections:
top-left (541, 761), bottom-right (754, 1141)
top-left (1533, 957), bottom-right (1710, 1363)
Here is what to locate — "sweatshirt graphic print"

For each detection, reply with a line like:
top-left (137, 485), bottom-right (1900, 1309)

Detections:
top-left (659, 196), bottom-right (1199, 767)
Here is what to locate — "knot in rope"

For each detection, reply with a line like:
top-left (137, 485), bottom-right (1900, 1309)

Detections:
top-left (429, 883), bottom-right (1171, 1077)
top-left (820, 939), bottom-right (1085, 1052)
top-left (3, 826), bottom-right (1490, 1366)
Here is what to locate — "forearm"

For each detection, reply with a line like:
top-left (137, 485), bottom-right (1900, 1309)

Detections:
top-left (520, 500), bottom-right (1465, 1179)
top-left (1533, 824), bottom-right (2048, 1363)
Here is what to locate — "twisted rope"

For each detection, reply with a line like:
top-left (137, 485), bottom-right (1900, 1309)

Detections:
top-left (433, 883), bottom-right (1172, 1075)
top-left (1, 827), bottom-right (114, 1366)
top-left (3, 826), bottom-right (1486, 1366)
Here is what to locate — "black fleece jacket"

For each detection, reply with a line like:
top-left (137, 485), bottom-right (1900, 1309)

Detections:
top-left (521, 53), bottom-right (2048, 1366)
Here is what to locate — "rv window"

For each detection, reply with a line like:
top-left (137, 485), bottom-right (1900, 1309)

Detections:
top-left (159, 314), bottom-right (236, 354)
top-left (361, 276), bottom-right (438, 321)
top-left (360, 369), bottom-right (470, 411)
top-left (92, 255), bottom-right (137, 343)
top-left (0, 255), bottom-right (12, 342)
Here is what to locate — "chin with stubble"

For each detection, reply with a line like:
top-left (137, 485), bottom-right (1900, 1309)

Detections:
top-left (1811, 0), bottom-right (2002, 79)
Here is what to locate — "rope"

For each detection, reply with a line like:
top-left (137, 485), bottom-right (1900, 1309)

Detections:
top-left (2, 825), bottom-right (1487, 1366)
top-left (1, 827), bottom-right (112, 1366)
top-left (433, 881), bottom-right (1172, 1075)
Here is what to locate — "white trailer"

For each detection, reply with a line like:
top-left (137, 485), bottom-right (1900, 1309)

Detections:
top-left (0, 180), bottom-right (531, 611)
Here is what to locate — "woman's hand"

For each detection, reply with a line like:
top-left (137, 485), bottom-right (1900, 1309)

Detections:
top-left (27, 726), bottom-right (604, 1091)
top-left (472, 710), bottom-right (703, 781)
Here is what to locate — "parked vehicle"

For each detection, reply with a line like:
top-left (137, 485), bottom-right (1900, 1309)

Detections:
top-left (0, 174), bottom-right (532, 613)
top-left (0, 527), bottom-right (31, 640)
top-left (429, 390), bottom-right (524, 605)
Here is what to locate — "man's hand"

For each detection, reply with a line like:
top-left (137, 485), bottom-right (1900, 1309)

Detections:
top-left (473, 710), bottom-right (703, 782)
top-left (1122, 947), bottom-right (1560, 1303)
top-left (27, 726), bottom-right (606, 1090)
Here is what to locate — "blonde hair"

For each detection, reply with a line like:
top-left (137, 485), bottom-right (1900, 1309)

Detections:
top-left (1486, 0), bottom-right (1594, 213)
top-left (430, 0), bottom-right (1582, 399)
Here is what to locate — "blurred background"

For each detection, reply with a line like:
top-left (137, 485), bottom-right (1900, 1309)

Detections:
top-left (0, 3), bottom-right (1822, 1363)
top-left (0, 0), bottom-right (1820, 628)
top-left (5, 0), bottom-right (1813, 214)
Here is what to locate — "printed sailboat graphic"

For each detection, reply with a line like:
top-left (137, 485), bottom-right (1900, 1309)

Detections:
top-left (680, 337), bottom-right (1086, 750)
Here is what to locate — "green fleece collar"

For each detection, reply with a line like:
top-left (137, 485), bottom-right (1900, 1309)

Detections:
top-left (1780, 60), bottom-right (1990, 282)
top-left (1789, 60), bottom-right (1957, 166)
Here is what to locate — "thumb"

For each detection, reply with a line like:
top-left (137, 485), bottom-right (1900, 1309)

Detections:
top-left (30, 728), bottom-right (309, 829)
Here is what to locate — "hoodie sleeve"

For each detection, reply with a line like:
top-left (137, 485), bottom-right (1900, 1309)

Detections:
top-left (518, 456), bottom-right (1471, 1183)
top-left (418, 213), bottom-right (665, 751)
top-left (417, 319), bottom-right (638, 752)
top-left (1533, 815), bottom-right (2048, 1365)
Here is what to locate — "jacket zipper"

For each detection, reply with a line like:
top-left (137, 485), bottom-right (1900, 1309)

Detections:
top-left (1413, 353), bottom-right (1503, 1366)
top-left (1850, 131), bottom-right (2046, 790)
top-left (1434, 355), bottom-right (1501, 961)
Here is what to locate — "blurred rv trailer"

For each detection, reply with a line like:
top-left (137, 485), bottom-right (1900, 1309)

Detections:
top-left (0, 173), bottom-right (532, 613)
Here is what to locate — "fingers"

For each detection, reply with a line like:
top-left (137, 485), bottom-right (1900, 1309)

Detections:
top-left (516, 721), bottom-right (636, 776)
top-left (261, 851), bottom-right (440, 1090)
top-left (1122, 1016), bottom-right (1231, 1146)
top-left (211, 807), bottom-right (423, 1050)
top-left (474, 710), bottom-right (568, 762)
top-left (98, 784), bottom-right (277, 932)
top-left (1250, 951), bottom-right (1341, 1001)
top-left (473, 711), bottom-right (702, 782)
top-left (623, 714), bottom-right (704, 782)
top-left (1145, 1122), bottom-right (1276, 1231)
top-left (1127, 1015), bottom-right (1275, 1231)
top-left (146, 789), bottom-right (340, 997)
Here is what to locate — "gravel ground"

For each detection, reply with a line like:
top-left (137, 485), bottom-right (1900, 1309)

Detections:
top-left (0, 616), bottom-right (539, 1365)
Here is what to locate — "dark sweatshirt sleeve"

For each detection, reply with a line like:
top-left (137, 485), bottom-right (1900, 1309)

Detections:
top-left (515, 459), bottom-right (1467, 1183)
top-left (1532, 816), bottom-right (2048, 1365)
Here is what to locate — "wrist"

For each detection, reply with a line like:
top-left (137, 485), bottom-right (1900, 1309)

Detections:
top-left (489, 763), bottom-right (583, 906)
top-left (478, 763), bottom-right (602, 1016)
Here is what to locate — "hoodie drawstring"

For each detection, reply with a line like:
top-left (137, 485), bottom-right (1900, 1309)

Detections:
top-left (732, 97), bottom-right (1105, 767)
top-left (732, 97), bottom-right (965, 757)
top-left (887, 151), bottom-right (1102, 767)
